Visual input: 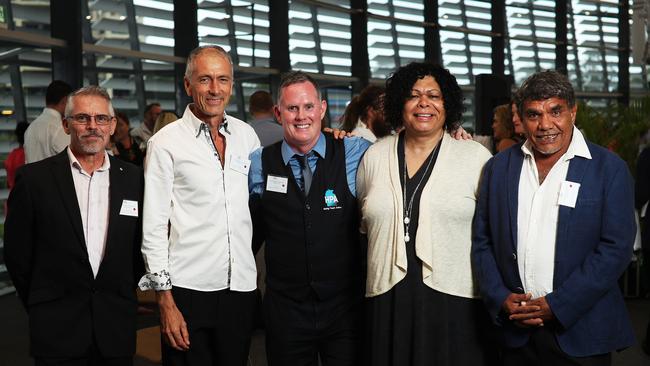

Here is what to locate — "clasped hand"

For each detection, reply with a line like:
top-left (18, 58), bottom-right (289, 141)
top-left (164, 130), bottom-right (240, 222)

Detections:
top-left (502, 293), bottom-right (554, 328)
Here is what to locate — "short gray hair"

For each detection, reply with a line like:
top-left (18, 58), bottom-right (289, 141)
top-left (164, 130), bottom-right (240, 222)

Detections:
top-left (184, 45), bottom-right (234, 79)
top-left (276, 71), bottom-right (322, 105)
top-left (516, 70), bottom-right (575, 114)
top-left (64, 85), bottom-right (114, 117)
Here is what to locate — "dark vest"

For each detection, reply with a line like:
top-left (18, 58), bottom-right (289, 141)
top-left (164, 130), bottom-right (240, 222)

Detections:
top-left (260, 135), bottom-right (362, 302)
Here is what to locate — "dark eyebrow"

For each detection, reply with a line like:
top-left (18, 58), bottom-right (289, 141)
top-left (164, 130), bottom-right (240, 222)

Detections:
top-left (524, 108), bottom-right (540, 114)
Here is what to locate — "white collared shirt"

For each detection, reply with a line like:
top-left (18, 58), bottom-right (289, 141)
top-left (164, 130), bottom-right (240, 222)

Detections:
top-left (139, 105), bottom-right (261, 292)
top-left (24, 107), bottom-right (70, 163)
top-left (517, 126), bottom-right (592, 298)
top-left (67, 148), bottom-right (111, 278)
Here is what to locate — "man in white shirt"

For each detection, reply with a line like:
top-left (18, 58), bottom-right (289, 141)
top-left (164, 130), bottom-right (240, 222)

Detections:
top-left (4, 85), bottom-right (144, 366)
top-left (24, 80), bottom-right (73, 163)
top-left (139, 45), bottom-right (260, 366)
top-left (130, 102), bottom-right (161, 151)
top-left (472, 70), bottom-right (636, 366)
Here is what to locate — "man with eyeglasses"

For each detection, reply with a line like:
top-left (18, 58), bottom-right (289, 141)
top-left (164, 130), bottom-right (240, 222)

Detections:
top-left (4, 85), bottom-right (144, 366)
top-left (139, 45), bottom-right (260, 366)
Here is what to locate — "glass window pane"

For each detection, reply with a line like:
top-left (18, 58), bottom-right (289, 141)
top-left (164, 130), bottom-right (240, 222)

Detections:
top-left (440, 0), bottom-right (492, 85)
top-left (10, 0), bottom-right (50, 35)
top-left (368, 0), bottom-right (424, 79)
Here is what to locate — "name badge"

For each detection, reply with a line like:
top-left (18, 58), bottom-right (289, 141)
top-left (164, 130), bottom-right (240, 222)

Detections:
top-left (558, 180), bottom-right (580, 208)
top-left (266, 175), bottom-right (288, 194)
top-left (119, 200), bottom-right (139, 217)
top-left (230, 155), bottom-right (251, 175)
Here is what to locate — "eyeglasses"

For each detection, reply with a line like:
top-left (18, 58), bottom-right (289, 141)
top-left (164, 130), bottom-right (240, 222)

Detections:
top-left (66, 113), bottom-right (114, 125)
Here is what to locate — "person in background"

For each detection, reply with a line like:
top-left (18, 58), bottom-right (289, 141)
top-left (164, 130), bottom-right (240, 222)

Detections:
top-left (111, 112), bottom-right (145, 166)
top-left (473, 70), bottom-right (636, 365)
top-left (492, 103), bottom-right (518, 153)
top-left (636, 145), bottom-right (650, 355)
top-left (131, 102), bottom-right (161, 150)
top-left (24, 80), bottom-right (73, 163)
top-left (339, 85), bottom-right (390, 143)
top-left (5, 121), bottom-right (29, 190)
top-left (153, 111), bottom-right (180, 134)
top-left (511, 99), bottom-right (526, 140)
top-left (357, 62), bottom-right (494, 366)
top-left (248, 90), bottom-right (283, 146)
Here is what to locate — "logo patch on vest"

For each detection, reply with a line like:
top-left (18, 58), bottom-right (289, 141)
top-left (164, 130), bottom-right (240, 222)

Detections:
top-left (323, 189), bottom-right (342, 210)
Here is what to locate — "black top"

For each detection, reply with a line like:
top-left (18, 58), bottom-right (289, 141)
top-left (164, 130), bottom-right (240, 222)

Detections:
top-left (114, 138), bottom-right (144, 166)
top-left (397, 132), bottom-right (440, 248)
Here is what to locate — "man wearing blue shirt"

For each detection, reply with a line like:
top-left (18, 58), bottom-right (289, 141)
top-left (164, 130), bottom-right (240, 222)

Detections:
top-left (249, 71), bottom-right (371, 366)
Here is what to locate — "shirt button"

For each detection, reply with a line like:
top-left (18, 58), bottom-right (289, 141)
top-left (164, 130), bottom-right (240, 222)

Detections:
top-left (512, 253), bottom-right (517, 261)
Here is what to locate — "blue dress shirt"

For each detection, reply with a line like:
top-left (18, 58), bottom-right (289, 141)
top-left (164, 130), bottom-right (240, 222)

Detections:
top-left (249, 132), bottom-right (372, 198)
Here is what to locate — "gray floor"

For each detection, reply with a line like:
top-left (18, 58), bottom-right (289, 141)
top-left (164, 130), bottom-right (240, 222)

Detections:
top-left (1, 293), bottom-right (648, 366)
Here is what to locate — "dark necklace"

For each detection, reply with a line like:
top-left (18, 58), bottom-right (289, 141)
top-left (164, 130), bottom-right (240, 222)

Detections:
top-left (402, 138), bottom-right (441, 243)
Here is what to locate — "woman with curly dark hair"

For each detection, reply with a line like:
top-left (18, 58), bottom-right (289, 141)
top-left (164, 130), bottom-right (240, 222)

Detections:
top-left (356, 62), bottom-right (494, 365)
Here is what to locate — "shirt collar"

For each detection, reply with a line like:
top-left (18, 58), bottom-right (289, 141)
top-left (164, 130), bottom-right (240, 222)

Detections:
top-left (521, 125), bottom-right (591, 161)
top-left (281, 132), bottom-right (326, 165)
top-left (182, 104), bottom-right (231, 138)
top-left (67, 147), bottom-right (111, 174)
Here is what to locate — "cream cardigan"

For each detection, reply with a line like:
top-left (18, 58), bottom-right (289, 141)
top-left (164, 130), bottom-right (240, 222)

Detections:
top-left (357, 132), bottom-right (492, 298)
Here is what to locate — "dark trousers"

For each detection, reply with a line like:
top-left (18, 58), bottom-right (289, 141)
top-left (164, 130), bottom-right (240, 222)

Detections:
top-left (35, 340), bottom-right (132, 366)
top-left (264, 290), bottom-right (362, 366)
top-left (161, 287), bottom-right (257, 366)
top-left (35, 353), bottom-right (131, 366)
top-left (503, 326), bottom-right (611, 366)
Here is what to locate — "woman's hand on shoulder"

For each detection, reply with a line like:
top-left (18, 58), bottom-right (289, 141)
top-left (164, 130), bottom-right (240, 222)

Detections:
top-left (450, 126), bottom-right (473, 141)
top-left (323, 127), bottom-right (355, 140)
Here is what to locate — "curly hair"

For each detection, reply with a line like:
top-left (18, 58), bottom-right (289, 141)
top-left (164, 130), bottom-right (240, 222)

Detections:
top-left (384, 62), bottom-right (464, 132)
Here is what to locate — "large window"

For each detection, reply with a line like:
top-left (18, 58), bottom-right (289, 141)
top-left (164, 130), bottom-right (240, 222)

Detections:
top-left (1, 0), bottom-right (649, 128)
top-left (571, 0), bottom-right (620, 92)
top-left (439, 0), bottom-right (492, 85)
top-left (368, 0), bottom-right (425, 79)
top-left (289, 0), bottom-right (351, 76)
